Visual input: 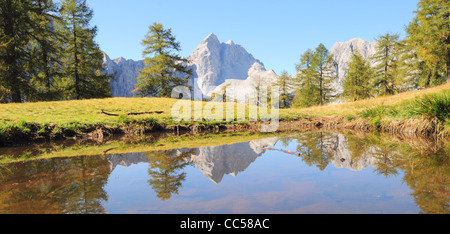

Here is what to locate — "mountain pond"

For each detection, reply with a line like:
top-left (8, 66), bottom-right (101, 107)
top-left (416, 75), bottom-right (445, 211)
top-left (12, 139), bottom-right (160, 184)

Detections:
top-left (0, 130), bottom-right (448, 214)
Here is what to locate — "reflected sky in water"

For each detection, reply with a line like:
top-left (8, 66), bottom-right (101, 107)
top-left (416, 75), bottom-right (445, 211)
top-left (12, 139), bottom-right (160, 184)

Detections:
top-left (0, 131), bottom-right (448, 214)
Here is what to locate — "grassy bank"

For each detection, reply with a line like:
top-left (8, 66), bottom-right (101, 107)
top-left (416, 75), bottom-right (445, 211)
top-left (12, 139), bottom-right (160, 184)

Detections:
top-left (0, 83), bottom-right (449, 145)
top-left (283, 83), bottom-right (450, 117)
top-left (283, 83), bottom-right (450, 135)
top-left (0, 131), bottom-right (293, 164)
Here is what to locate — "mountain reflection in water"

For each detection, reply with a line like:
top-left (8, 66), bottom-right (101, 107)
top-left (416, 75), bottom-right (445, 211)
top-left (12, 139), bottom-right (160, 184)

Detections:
top-left (0, 131), bottom-right (448, 214)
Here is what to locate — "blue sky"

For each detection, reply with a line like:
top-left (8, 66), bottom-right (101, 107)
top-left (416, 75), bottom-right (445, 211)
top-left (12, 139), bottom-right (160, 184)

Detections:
top-left (87, 0), bottom-right (419, 75)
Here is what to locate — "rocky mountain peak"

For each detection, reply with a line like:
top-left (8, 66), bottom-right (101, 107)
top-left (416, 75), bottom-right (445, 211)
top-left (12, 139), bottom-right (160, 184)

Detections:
top-left (103, 35), bottom-right (381, 101)
top-left (202, 33), bottom-right (220, 43)
top-left (188, 33), bottom-right (267, 95)
top-left (328, 38), bottom-right (378, 97)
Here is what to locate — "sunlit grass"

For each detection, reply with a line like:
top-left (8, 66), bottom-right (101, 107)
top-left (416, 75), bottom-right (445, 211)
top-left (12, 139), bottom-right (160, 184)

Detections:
top-left (0, 97), bottom-right (176, 125)
top-left (0, 131), bottom-right (291, 164)
top-left (282, 83), bottom-right (450, 118)
top-left (0, 83), bottom-right (448, 129)
top-left (0, 97), bottom-right (279, 127)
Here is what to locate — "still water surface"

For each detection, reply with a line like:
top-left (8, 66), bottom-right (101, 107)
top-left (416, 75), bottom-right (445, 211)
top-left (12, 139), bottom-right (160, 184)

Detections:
top-left (0, 131), bottom-right (448, 214)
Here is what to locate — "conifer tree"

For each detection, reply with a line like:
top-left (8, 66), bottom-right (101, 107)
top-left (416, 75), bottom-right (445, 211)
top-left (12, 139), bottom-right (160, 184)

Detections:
top-left (0, 0), bottom-right (35, 102)
top-left (0, 86), bottom-right (9, 103)
top-left (390, 39), bottom-right (415, 91)
top-left (27, 0), bottom-right (63, 101)
top-left (371, 32), bottom-right (402, 95)
top-left (274, 70), bottom-right (294, 108)
top-left (58, 0), bottom-right (111, 100)
top-left (398, 36), bottom-right (442, 88)
top-left (293, 49), bottom-right (319, 107)
top-left (406, 0), bottom-right (450, 85)
top-left (342, 48), bottom-right (374, 101)
top-left (134, 22), bottom-right (192, 98)
top-left (312, 43), bottom-right (337, 105)
top-left (293, 44), bottom-right (336, 107)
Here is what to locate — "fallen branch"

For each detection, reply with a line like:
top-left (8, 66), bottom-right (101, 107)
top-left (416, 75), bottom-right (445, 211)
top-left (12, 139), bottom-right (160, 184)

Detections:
top-left (263, 147), bottom-right (302, 157)
top-left (101, 109), bottom-right (164, 116)
top-left (103, 147), bottom-right (118, 155)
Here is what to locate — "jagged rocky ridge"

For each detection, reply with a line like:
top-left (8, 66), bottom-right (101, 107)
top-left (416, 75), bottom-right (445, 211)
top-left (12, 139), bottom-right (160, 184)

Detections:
top-left (102, 35), bottom-right (378, 100)
top-left (104, 132), bottom-right (392, 184)
top-left (329, 38), bottom-right (378, 96)
top-left (102, 53), bottom-right (145, 97)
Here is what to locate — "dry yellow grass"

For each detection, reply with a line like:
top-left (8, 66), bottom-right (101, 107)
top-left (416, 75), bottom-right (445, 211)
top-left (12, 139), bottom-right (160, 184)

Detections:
top-left (0, 97), bottom-right (178, 125)
top-left (0, 97), bottom-right (264, 126)
top-left (0, 83), bottom-right (448, 127)
top-left (0, 131), bottom-right (291, 163)
top-left (282, 83), bottom-right (450, 117)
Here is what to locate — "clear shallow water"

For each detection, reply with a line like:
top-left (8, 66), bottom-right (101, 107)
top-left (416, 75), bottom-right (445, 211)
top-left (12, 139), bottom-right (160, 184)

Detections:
top-left (0, 131), bottom-right (448, 214)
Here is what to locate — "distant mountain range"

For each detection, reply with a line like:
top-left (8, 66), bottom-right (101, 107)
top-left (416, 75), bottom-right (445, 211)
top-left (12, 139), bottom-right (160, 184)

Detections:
top-left (102, 34), bottom-right (378, 100)
top-left (104, 132), bottom-right (382, 184)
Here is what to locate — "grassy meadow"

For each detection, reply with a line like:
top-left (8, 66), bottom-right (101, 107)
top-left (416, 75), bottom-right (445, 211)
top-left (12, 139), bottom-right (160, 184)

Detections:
top-left (0, 131), bottom-right (294, 164)
top-left (283, 83), bottom-right (450, 118)
top-left (0, 83), bottom-right (449, 144)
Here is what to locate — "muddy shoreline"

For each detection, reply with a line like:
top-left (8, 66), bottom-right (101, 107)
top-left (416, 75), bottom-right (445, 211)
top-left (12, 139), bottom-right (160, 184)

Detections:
top-left (0, 116), bottom-right (444, 147)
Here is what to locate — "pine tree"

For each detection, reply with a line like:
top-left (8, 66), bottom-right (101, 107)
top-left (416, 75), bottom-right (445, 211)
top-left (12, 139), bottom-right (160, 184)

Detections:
top-left (27, 0), bottom-right (63, 101)
top-left (58, 0), bottom-right (111, 100)
top-left (293, 49), bottom-right (319, 107)
top-left (312, 43), bottom-right (337, 105)
top-left (293, 44), bottom-right (336, 108)
top-left (274, 70), bottom-right (294, 108)
top-left (342, 48), bottom-right (374, 101)
top-left (250, 73), bottom-right (266, 107)
top-left (134, 22), bottom-right (192, 98)
top-left (406, 0), bottom-right (450, 85)
top-left (0, 85), bottom-right (9, 103)
top-left (0, 0), bottom-right (35, 102)
top-left (391, 40), bottom-right (414, 90)
top-left (399, 36), bottom-right (443, 88)
top-left (371, 32), bottom-right (402, 95)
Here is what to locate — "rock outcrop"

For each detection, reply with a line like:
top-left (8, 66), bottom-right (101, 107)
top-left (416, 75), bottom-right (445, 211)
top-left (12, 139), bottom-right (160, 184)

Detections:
top-left (103, 36), bottom-right (381, 101)
top-left (329, 38), bottom-right (378, 96)
top-left (103, 33), bottom-right (277, 98)
top-left (189, 33), bottom-right (269, 96)
top-left (102, 53), bottom-right (145, 97)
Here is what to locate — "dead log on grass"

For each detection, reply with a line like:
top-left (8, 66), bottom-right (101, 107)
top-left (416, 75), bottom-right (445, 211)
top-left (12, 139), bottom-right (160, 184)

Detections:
top-left (101, 109), bottom-right (164, 116)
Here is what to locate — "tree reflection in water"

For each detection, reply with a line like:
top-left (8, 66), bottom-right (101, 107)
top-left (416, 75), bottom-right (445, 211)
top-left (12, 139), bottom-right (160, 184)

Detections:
top-left (291, 131), bottom-right (449, 214)
top-left (0, 131), bottom-right (448, 214)
top-left (146, 149), bottom-right (195, 201)
top-left (0, 156), bottom-right (110, 214)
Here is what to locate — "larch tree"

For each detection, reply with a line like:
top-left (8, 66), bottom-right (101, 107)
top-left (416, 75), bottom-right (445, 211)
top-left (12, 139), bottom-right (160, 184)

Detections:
top-left (293, 44), bottom-right (336, 107)
top-left (27, 0), bottom-right (63, 101)
top-left (58, 0), bottom-right (111, 100)
top-left (406, 0), bottom-right (450, 85)
top-left (274, 70), bottom-right (294, 108)
top-left (293, 49), bottom-right (319, 108)
top-left (342, 48), bottom-right (374, 101)
top-left (371, 32), bottom-right (402, 95)
top-left (312, 43), bottom-right (337, 105)
top-left (0, 0), bottom-right (35, 102)
top-left (134, 22), bottom-right (192, 98)
top-left (399, 35), bottom-right (442, 88)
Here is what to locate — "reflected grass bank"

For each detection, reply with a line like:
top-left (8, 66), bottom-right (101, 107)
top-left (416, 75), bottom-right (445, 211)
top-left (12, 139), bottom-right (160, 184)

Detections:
top-left (0, 84), bottom-right (449, 146)
top-left (0, 130), bottom-right (448, 214)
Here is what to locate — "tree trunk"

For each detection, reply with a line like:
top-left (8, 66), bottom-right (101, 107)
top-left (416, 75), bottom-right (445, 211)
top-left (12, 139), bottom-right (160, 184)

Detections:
top-left (11, 89), bottom-right (22, 103)
top-left (319, 70), bottom-right (323, 105)
top-left (4, 1), bottom-right (21, 103)
top-left (446, 11), bottom-right (450, 84)
top-left (447, 52), bottom-right (450, 84)
top-left (73, 18), bottom-right (80, 100)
